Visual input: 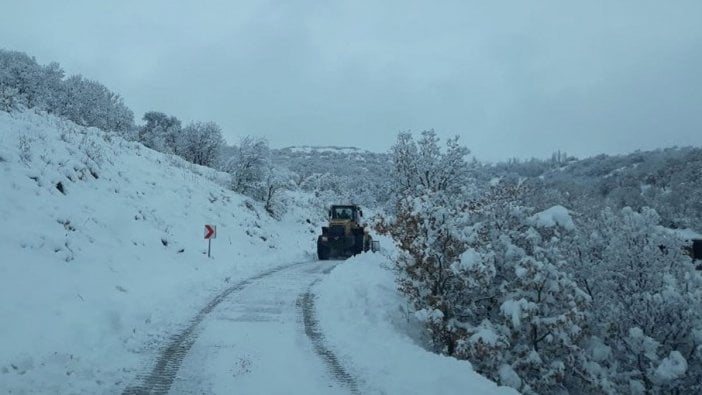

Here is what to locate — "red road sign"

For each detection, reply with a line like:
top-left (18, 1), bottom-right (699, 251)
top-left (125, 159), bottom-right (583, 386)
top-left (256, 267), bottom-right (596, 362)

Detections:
top-left (204, 224), bottom-right (216, 239)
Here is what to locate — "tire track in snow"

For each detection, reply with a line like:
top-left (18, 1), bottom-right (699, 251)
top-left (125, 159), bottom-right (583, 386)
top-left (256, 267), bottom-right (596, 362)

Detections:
top-left (300, 278), bottom-right (361, 395)
top-left (122, 262), bottom-right (301, 395)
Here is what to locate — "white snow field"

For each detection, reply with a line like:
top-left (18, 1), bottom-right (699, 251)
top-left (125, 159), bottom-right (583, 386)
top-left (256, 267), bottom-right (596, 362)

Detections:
top-left (0, 110), bottom-right (515, 394)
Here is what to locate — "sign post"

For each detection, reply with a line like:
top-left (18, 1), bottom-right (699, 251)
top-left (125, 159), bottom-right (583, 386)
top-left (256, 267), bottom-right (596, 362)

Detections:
top-left (204, 224), bottom-right (216, 258)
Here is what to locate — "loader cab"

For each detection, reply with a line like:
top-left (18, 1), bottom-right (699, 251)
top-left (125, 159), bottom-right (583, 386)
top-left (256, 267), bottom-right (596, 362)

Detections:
top-left (329, 205), bottom-right (362, 223)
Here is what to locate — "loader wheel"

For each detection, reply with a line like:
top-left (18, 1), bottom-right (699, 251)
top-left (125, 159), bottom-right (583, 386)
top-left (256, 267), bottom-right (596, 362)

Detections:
top-left (353, 235), bottom-right (365, 256)
top-left (317, 236), bottom-right (330, 260)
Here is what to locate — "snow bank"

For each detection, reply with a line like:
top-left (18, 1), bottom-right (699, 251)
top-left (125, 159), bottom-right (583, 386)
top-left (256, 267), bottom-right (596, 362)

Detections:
top-left (0, 111), bottom-right (318, 393)
top-left (314, 253), bottom-right (519, 395)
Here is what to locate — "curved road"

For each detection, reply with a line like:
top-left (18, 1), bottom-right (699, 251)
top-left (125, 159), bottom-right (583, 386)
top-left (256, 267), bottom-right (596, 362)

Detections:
top-left (123, 261), bottom-right (359, 395)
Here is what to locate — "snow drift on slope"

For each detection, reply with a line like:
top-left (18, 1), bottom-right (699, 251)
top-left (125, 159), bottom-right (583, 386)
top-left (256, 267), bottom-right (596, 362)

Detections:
top-left (314, 253), bottom-right (519, 395)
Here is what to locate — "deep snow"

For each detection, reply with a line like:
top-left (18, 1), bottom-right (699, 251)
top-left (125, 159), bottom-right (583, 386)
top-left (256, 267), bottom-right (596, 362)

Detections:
top-left (314, 254), bottom-right (517, 395)
top-left (1, 110), bottom-right (515, 394)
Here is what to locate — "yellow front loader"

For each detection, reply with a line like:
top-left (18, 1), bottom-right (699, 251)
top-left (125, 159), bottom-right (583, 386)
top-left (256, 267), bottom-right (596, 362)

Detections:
top-left (317, 204), bottom-right (373, 260)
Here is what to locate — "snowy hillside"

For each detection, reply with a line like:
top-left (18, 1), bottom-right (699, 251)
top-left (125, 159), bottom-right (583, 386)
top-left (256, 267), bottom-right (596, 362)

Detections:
top-left (0, 110), bottom-right (514, 394)
top-left (0, 110), bottom-right (318, 393)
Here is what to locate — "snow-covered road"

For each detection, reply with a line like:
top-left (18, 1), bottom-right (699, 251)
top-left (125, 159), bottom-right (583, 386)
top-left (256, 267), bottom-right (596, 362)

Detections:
top-left (124, 261), bottom-right (356, 395)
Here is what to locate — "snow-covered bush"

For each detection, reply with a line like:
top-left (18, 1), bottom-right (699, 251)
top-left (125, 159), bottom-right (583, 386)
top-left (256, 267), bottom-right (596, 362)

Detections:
top-left (466, 188), bottom-right (598, 393)
top-left (0, 86), bottom-right (20, 111)
top-left (381, 132), bottom-right (597, 393)
top-left (378, 190), bottom-right (472, 355)
top-left (380, 185), bottom-right (597, 393)
top-left (565, 207), bottom-right (702, 393)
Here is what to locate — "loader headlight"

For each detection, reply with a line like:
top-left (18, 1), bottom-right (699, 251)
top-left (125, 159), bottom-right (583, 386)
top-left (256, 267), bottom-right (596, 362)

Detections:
top-left (322, 236), bottom-right (328, 241)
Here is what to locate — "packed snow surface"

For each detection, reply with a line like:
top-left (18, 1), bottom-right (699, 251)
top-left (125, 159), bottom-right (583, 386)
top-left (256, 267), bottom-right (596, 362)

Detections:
top-left (0, 110), bottom-right (511, 394)
top-left (314, 253), bottom-right (518, 395)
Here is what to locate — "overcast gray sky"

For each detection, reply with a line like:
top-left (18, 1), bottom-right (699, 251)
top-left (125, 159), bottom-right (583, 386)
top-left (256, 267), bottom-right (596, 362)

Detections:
top-left (2, 0), bottom-right (701, 160)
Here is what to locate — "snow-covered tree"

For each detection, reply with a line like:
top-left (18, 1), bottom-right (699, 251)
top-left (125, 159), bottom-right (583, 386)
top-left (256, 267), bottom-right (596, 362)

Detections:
top-left (389, 130), bottom-right (472, 205)
top-left (220, 137), bottom-right (295, 216)
top-left (379, 132), bottom-right (479, 355)
top-left (0, 49), bottom-right (64, 111)
top-left (260, 166), bottom-right (295, 218)
top-left (382, 132), bottom-right (477, 345)
top-left (177, 121), bottom-right (225, 167)
top-left (56, 75), bottom-right (134, 133)
top-left (138, 111), bottom-right (182, 153)
top-left (224, 136), bottom-right (271, 196)
top-left (390, 132), bottom-right (420, 196)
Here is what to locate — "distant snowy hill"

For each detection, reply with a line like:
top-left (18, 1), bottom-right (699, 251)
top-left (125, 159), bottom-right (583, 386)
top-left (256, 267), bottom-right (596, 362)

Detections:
top-left (273, 145), bottom-right (391, 208)
top-left (274, 145), bottom-right (389, 178)
top-left (484, 147), bottom-right (702, 230)
top-left (282, 145), bottom-right (372, 155)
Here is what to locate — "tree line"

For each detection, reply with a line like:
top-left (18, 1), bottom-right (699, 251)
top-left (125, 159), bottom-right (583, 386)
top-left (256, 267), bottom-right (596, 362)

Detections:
top-left (1, 49), bottom-right (133, 132)
top-left (0, 49), bottom-right (292, 216)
